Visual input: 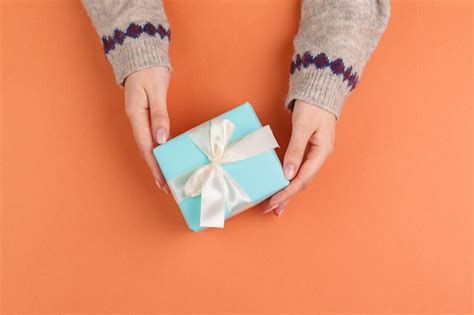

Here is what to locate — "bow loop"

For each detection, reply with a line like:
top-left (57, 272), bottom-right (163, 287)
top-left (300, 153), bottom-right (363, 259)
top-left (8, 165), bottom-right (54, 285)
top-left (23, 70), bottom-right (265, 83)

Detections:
top-left (220, 125), bottom-right (278, 163)
top-left (184, 164), bottom-right (211, 197)
top-left (208, 118), bottom-right (234, 162)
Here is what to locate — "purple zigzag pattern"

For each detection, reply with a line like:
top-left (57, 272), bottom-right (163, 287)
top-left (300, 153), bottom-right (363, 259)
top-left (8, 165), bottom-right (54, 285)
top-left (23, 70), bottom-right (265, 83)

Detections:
top-left (102, 22), bottom-right (170, 54)
top-left (290, 52), bottom-right (359, 91)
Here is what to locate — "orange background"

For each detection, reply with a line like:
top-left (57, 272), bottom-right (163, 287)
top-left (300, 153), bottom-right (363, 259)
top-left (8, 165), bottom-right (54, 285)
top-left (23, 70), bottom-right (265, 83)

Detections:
top-left (1, 0), bottom-right (472, 313)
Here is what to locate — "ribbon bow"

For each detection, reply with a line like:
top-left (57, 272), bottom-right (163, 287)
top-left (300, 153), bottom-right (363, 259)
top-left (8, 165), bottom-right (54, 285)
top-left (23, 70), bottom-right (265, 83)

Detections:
top-left (168, 118), bottom-right (279, 228)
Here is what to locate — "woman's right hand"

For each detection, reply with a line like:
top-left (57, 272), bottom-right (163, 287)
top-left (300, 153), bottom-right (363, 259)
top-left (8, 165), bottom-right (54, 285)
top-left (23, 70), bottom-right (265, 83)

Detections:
top-left (124, 66), bottom-right (171, 193)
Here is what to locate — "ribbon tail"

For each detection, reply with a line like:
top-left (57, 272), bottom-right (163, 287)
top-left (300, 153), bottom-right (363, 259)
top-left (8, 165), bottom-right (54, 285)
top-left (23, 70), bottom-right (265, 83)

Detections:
top-left (221, 168), bottom-right (251, 212)
top-left (200, 165), bottom-right (228, 228)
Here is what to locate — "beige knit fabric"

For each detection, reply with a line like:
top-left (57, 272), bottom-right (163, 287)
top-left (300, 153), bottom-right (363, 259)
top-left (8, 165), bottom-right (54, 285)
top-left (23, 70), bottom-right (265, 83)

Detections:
top-left (82, 0), bottom-right (170, 85)
top-left (287, 0), bottom-right (390, 118)
top-left (82, 0), bottom-right (390, 118)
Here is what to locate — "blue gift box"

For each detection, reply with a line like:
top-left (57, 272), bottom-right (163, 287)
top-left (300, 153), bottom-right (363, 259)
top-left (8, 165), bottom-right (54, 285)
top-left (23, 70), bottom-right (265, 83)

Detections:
top-left (153, 102), bottom-right (288, 231)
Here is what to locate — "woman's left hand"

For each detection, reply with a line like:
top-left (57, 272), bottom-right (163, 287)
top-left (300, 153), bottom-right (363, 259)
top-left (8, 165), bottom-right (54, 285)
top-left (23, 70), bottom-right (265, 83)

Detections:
top-left (264, 100), bottom-right (337, 217)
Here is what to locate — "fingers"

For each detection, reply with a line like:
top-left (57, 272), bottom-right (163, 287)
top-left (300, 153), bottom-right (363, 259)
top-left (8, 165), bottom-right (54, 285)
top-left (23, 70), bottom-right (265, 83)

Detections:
top-left (146, 83), bottom-right (170, 145)
top-left (273, 200), bottom-right (289, 217)
top-left (261, 200), bottom-right (291, 217)
top-left (283, 123), bottom-right (312, 180)
top-left (264, 138), bottom-right (332, 216)
top-left (125, 86), bottom-right (167, 189)
top-left (262, 199), bottom-right (289, 216)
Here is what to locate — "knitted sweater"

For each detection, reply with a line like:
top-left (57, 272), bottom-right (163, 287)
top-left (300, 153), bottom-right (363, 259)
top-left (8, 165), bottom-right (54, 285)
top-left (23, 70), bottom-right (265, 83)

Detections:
top-left (82, 0), bottom-right (390, 118)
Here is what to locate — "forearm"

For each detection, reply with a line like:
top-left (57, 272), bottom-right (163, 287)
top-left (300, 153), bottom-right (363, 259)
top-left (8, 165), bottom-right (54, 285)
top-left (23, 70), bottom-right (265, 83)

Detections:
top-left (287, 0), bottom-right (390, 118)
top-left (82, 0), bottom-right (171, 85)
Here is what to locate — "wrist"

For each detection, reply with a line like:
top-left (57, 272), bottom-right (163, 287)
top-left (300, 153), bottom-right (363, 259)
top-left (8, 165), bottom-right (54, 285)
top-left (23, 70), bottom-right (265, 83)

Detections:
top-left (293, 100), bottom-right (337, 122)
top-left (106, 38), bottom-right (170, 86)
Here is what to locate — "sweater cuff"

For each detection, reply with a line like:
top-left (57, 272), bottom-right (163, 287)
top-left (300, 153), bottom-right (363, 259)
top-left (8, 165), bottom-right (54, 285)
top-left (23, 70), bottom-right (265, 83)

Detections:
top-left (285, 68), bottom-right (351, 119)
top-left (106, 37), bottom-right (170, 85)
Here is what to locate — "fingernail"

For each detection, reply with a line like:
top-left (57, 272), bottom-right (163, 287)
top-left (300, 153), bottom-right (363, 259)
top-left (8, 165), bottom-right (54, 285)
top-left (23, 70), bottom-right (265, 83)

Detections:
top-left (263, 203), bottom-right (279, 214)
top-left (275, 207), bottom-right (285, 217)
top-left (284, 163), bottom-right (296, 180)
top-left (156, 128), bottom-right (168, 144)
top-left (162, 185), bottom-right (170, 195)
top-left (155, 179), bottom-right (162, 190)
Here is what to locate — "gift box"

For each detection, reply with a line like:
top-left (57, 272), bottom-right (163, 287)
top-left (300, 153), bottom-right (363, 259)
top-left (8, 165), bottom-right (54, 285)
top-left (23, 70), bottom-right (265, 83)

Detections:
top-left (153, 102), bottom-right (288, 231)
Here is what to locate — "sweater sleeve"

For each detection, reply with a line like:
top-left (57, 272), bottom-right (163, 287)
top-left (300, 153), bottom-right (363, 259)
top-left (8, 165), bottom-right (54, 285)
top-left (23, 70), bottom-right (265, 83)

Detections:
top-left (286, 0), bottom-right (390, 118)
top-left (82, 0), bottom-right (171, 85)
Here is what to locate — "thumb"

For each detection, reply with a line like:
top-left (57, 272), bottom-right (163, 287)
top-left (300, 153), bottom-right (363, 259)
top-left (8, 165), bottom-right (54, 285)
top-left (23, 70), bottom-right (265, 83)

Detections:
top-left (147, 89), bottom-right (170, 145)
top-left (283, 126), bottom-right (311, 180)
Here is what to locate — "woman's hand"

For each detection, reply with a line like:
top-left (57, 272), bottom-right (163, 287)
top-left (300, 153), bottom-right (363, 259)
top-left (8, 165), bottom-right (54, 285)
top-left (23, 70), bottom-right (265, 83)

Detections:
top-left (264, 100), bottom-right (336, 216)
top-left (124, 66), bottom-right (171, 193)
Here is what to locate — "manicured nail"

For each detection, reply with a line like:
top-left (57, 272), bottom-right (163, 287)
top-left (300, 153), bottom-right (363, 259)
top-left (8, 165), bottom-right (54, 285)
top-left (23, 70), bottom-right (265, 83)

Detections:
top-left (284, 163), bottom-right (296, 180)
top-left (263, 203), bottom-right (279, 214)
top-left (156, 128), bottom-right (168, 144)
top-left (155, 179), bottom-right (162, 190)
top-left (275, 207), bottom-right (285, 217)
top-left (162, 185), bottom-right (170, 195)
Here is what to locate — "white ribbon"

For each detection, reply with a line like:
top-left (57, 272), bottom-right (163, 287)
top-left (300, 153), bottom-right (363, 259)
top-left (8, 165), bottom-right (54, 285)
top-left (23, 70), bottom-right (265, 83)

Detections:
top-left (168, 118), bottom-right (279, 228)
